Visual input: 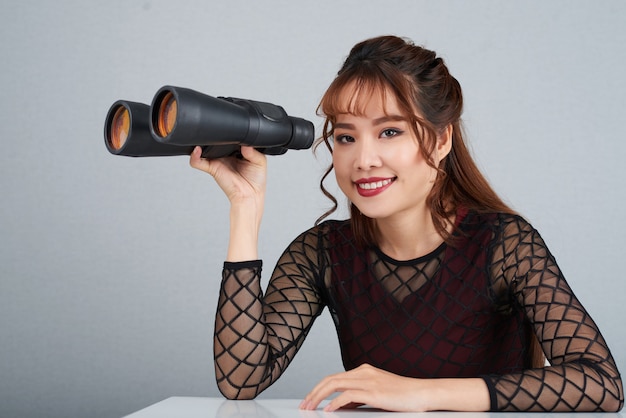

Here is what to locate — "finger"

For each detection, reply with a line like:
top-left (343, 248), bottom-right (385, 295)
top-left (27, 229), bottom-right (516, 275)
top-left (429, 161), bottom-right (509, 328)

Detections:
top-left (301, 372), bottom-right (343, 409)
top-left (311, 367), bottom-right (366, 392)
top-left (303, 375), bottom-right (365, 410)
top-left (239, 146), bottom-right (266, 166)
top-left (189, 146), bottom-right (217, 175)
top-left (303, 365), bottom-right (380, 410)
top-left (189, 146), bottom-right (206, 168)
top-left (324, 391), bottom-right (370, 412)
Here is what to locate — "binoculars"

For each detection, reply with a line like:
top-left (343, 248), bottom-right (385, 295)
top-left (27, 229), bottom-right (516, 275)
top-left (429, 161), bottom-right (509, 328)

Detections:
top-left (104, 86), bottom-right (315, 159)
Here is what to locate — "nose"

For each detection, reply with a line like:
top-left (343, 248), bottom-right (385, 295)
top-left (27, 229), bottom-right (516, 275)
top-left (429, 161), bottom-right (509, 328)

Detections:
top-left (354, 138), bottom-right (382, 170)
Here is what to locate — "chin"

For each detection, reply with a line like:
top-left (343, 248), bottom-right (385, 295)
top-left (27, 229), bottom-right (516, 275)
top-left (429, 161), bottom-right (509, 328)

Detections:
top-left (352, 205), bottom-right (392, 220)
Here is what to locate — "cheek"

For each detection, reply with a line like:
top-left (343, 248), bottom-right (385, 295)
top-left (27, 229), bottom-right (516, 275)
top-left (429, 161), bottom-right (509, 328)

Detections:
top-left (332, 155), bottom-right (354, 194)
top-left (398, 154), bottom-right (436, 184)
top-left (332, 152), bottom-right (349, 176)
top-left (388, 140), bottom-right (421, 161)
top-left (392, 150), bottom-right (422, 172)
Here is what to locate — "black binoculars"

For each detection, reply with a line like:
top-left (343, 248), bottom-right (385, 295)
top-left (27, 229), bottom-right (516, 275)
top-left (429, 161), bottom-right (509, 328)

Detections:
top-left (104, 86), bottom-right (315, 159)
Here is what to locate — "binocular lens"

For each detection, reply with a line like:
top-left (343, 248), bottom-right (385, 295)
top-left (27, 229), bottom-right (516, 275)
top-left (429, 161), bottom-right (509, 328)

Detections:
top-left (109, 105), bottom-right (130, 150)
top-left (155, 92), bottom-right (177, 138)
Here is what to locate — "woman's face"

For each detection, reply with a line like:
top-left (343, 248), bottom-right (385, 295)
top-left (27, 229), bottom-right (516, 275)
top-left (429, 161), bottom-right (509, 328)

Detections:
top-left (331, 86), bottom-right (450, 223)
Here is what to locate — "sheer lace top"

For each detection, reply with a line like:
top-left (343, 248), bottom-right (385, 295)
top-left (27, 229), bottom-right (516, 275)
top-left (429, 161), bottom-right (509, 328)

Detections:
top-left (213, 210), bottom-right (623, 411)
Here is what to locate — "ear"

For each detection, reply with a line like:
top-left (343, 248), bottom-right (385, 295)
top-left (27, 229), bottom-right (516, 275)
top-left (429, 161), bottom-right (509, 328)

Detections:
top-left (436, 124), bottom-right (453, 163)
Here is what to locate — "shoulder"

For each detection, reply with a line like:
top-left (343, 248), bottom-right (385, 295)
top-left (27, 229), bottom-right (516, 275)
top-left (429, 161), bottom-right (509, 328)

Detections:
top-left (456, 209), bottom-right (544, 250)
top-left (317, 219), bottom-right (353, 241)
top-left (287, 219), bottom-right (352, 249)
top-left (492, 212), bottom-right (540, 244)
top-left (277, 220), bottom-right (354, 273)
top-left (295, 219), bottom-right (351, 237)
top-left (465, 211), bottom-right (550, 261)
top-left (460, 209), bottom-right (535, 235)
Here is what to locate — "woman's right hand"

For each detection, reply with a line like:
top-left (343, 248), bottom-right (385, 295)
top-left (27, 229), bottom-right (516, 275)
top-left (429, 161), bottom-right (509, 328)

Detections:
top-left (189, 145), bottom-right (267, 205)
top-left (189, 145), bottom-right (267, 261)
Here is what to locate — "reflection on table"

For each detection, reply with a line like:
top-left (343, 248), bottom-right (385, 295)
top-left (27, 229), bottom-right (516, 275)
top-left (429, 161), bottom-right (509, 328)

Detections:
top-left (124, 397), bottom-right (624, 418)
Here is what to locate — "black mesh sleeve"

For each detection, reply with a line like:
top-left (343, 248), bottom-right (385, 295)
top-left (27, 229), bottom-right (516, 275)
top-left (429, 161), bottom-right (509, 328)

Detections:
top-left (213, 229), bottom-right (325, 399)
top-left (484, 216), bottom-right (623, 411)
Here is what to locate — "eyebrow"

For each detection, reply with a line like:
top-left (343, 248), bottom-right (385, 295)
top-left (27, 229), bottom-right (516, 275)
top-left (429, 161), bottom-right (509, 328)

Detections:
top-left (334, 114), bottom-right (407, 130)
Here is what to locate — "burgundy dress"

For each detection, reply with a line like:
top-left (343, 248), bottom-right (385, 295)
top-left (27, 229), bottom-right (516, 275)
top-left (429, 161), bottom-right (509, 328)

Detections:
top-left (213, 209), bottom-right (623, 411)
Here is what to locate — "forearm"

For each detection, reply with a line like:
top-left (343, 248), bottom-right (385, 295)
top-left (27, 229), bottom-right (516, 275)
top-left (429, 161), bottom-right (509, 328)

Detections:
top-left (425, 378), bottom-right (490, 412)
top-left (485, 362), bottom-right (624, 412)
top-left (213, 261), bottom-right (272, 399)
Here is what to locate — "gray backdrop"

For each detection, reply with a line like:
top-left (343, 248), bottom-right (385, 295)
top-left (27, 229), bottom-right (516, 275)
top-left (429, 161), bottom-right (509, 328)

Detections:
top-left (1, 1), bottom-right (624, 417)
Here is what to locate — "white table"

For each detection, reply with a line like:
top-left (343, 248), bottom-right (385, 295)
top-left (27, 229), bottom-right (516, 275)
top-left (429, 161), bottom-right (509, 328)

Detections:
top-left (124, 397), bottom-right (624, 418)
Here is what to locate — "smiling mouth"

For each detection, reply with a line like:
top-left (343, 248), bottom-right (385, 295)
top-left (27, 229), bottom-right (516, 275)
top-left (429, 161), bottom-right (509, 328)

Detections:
top-left (356, 178), bottom-right (395, 190)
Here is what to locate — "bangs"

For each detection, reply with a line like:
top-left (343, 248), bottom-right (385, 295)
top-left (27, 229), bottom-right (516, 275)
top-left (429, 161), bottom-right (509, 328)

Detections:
top-left (320, 77), bottom-right (390, 119)
top-left (318, 64), bottom-right (415, 122)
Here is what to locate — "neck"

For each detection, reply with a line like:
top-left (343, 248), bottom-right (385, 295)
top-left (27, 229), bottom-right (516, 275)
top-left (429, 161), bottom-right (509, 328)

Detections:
top-left (374, 208), bottom-right (452, 261)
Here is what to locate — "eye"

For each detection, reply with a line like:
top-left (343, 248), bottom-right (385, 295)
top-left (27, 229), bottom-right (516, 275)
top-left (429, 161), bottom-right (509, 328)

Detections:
top-left (381, 128), bottom-right (402, 138)
top-left (334, 134), bottom-right (355, 144)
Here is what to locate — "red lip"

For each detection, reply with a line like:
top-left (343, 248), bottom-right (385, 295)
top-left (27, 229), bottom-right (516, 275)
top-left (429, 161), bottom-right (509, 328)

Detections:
top-left (354, 177), bottom-right (395, 197)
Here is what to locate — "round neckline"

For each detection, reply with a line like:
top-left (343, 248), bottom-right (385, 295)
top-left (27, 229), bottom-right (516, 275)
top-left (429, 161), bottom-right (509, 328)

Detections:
top-left (372, 240), bottom-right (447, 265)
top-left (368, 207), bottom-right (472, 265)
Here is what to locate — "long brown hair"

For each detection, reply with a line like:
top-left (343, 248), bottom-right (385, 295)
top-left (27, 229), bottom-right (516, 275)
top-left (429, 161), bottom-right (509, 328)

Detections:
top-left (315, 35), bottom-right (545, 368)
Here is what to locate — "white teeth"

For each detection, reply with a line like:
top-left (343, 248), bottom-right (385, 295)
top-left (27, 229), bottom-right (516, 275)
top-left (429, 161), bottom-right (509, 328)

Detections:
top-left (357, 179), bottom-right (392, 190)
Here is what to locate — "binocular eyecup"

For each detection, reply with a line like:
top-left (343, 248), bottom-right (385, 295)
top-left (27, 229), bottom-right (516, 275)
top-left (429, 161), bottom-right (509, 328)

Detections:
top-left (104, 86), bottom-right (315, 159)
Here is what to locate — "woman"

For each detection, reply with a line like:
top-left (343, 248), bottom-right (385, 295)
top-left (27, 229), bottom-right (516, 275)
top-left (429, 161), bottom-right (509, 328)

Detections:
top-left (190, 35), bottom-right (623, 412)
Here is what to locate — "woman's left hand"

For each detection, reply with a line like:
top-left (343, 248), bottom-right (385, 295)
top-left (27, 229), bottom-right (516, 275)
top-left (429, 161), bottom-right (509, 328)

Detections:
top-left (299, 364), bottom-right (431, 412)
